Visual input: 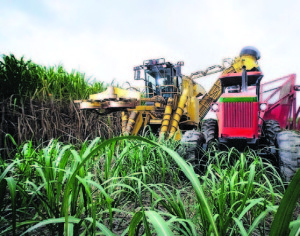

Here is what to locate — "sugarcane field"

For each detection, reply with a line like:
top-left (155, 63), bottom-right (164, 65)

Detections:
top-left (1, 1), bottom-right (300, 235)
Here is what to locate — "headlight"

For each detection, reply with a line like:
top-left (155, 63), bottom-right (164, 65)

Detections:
top-left (211, 103), bottom-right (219, 111)
top-left (259, 103), bottom-right (267, 111)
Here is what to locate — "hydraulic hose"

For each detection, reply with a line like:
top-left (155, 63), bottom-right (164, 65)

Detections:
top-left (159, 99), bottom-right (173, 139)
top-left (125, 111), bottom-right (138, 135)
top-left (121, 111), bottom-right (128, 134)
top-left (169, 88), bottom-right (188, 138)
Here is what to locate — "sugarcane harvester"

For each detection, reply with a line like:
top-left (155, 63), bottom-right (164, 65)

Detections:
top-left (76, 58), bottom-right (222, 141)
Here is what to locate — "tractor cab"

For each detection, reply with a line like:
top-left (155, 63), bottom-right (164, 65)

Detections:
top-left (134, 58), bottom-right (184, 99)
top-left (220, 70), bottom-right (263, 97)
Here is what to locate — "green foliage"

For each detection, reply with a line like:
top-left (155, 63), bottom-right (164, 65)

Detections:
top-left (33, 65), bottom-right (106, 101)
top-left (270, 168), bottom-right (300, 235)
top-left (0, 54), bottom-right (106, 102)
top-left (0, 54), bottom-right (42, 99)
top-left (0, 135), bottom-right (299, 235)
top-left (200, 147), bottom-right (284, 235)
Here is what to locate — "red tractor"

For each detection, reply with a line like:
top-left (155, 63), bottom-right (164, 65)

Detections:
top-left (199, 46), bottom-right (300, 181)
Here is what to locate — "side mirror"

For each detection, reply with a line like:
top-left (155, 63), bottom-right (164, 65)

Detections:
top-left (294, 85), bottom-right (300, 91)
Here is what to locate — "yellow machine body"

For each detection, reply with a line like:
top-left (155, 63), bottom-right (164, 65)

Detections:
top-left (76, 75), bottom-right (209, 140)
top-left (120, 76), bottom-right (206, 140)
top-left (222, 54), bottom-right (259, 75)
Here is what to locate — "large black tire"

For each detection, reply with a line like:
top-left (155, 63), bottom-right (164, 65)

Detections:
top-left (180, 130), bottom-right (205, 171)
top-left (277, 131), bottom-right (300, 182)
top-left (262, 120), bottom-right (281, 146)
top-left (201, 119), bottom-right (218, 149)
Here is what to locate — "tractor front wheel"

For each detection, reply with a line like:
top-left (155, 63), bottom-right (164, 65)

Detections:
top-left (262, 120), bottom-right (281, 146)
top-left (202, 119), bottom-right (218, 150)
top-left (277, 131), bottom-right (300, 182)
top-left (180, 130), bottom-right (205, 172)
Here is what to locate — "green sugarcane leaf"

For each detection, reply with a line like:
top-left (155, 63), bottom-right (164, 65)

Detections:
top-left (128, 211), bottom-right (143, 236)
top-left (20, 217), bottom-right (80, 236)
top-left (145, 211), bottom-right (174, 236)
top-left (232, 217), bottom-right (247, 236)
top-left (270, 169), bottom-right (300, 235)
top-left (85, 218), bottom-right (116, 236)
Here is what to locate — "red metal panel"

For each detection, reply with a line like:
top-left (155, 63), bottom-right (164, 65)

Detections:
top-left (260, 74), bottom-right (297, 129)
top-left (263, 104), bottom-right (292, 128)
top-left (219, 102), bottom-right (258, 138)
top-left (224, 102), bottom-right (253, 128)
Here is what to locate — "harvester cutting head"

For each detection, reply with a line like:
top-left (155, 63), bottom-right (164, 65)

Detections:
top-left (74, 86), bottom-right (141, 113)
top-left (75, 58), bottom-right (187, 113)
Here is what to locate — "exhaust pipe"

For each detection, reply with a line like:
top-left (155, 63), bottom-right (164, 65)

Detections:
top-left (242, 66), bottom-right (248, 92)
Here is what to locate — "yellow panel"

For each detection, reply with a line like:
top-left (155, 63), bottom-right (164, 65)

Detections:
top-left (143, 114), bottom-right (151, 127)
top-left (222, 55), bottom-right (259, 75)
top-left (135, 106), bottom-right (155, 111)
top-left (208, 79), bottom-right (222, 100)
top-left (189, 97), bottom-right (199, 123)
top-left (90, 86), bottom-right (141, 101)
top-left (193, 84), bottom-right (206, 97)
top-left (114, 87), bottom-right (141, 100)
top-left (198, 79), bottom-right (222, 120)
top-left (80, 101), bottom-right (101, 109)
top-left (150, 119), bottom-right (162, 124)
top-left (132, 112), bottom-right (144, 135)
top-left (174, 130), bottom-right (182, 141)
top-left (155, 102), bottom-right (163, 108)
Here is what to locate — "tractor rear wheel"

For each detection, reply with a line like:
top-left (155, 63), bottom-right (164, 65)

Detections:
top-left (277, 131), bottom-right (300, 182)
top-left (202, 119), bottom-right (218, 149)
top-left (180, 130), bottom-right (205, 172)
top-left (262, 120), bottom-right (281, 145)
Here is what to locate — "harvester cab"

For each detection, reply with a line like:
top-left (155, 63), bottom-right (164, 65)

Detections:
top-left (133, 58), bottom-right (184, 100)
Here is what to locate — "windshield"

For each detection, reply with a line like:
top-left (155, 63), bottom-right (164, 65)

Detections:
top-left (224, 85), bottom-right (257, 94)
top-left (145, 72), bottom-right (156, 94)
top-left (145, 68), bottom-right (173, 97)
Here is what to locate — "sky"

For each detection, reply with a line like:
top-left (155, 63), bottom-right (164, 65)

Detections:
top-left (1, 0), bottom-right (300, 96)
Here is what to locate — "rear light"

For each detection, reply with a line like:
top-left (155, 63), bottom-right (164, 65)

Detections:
top-left (259, 103), bottom-right (267, 111)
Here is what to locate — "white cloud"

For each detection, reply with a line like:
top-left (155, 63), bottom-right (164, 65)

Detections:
top-left (1, 0), bottom-right (299, 104)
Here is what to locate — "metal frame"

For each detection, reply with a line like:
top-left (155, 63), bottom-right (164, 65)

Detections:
top-left (259, 74), bottom-right (299, 130)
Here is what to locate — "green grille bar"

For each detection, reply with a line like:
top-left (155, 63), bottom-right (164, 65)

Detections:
top-left (219, 97), bottom-right (258, 102)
